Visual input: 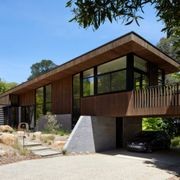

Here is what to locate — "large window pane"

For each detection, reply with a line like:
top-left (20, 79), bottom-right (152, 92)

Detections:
top-left (98, 56), bottom-right (126, 75)
top-left (83, 68), bottom-right (94, 96)
top-left (111, 70), bottom-right (126, 91)
top-left (134, 56), bottom-right (147, 72)
top-left (36, 87), bottom-right (43, 104)
top-left (73, 74), bottom-right (80, 99)
top-left (46, 85), bottom-right (51, 103)
top-left (83, 77), bottom-right (94, 96)
top-left (73, 73), bottom-right (80, 127)
top-left (98, 74), bottom-right (110, 94)
top-left (83, 68), bottom-right (94, 78)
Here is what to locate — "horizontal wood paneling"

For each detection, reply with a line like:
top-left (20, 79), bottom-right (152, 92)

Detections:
top-left (19, 90), bottom-right (35, 106)
top-left (52, 76), bottom-right (72, 114)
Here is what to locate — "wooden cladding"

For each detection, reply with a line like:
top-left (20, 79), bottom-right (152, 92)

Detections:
top-left (52, 76), bottom-right (72, 114)
top-left (19, 90), bottom-right (35, 106)
top-left (81, 83), bottom-right (180, 117)
top-left (133, 83), bottom-right (180, 108)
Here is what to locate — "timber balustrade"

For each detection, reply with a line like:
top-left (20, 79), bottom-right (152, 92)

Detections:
top-left (133, 83), bottom-right (180, 108)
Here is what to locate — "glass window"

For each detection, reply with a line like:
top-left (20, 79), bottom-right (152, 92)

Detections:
top-left (83, 68), bottom-right (94, 78)
top-left (36, 87), bottom-right (43, 105)
top-left (98, 74), bottom-right (111, 94)
top-left (83, 68), bottom-right (94, 96)
top-left (45, 84), bottom-right (51, 103)
top-left (134, 72), bottom-right (149, 90)
top-left (83, 77), bottom-right (94, 96)
top-left (72, 73), bottom-right (81, 127)
top-left (98, 70), bottom-right (126, 94)
top-left (98, 56), bottom-right (126, 75)
top-left (134, 56), bottom-right (147, 72)
top-left (111, 70), bottom-right (126, 91)
top-left (97, 56), bottom-right (127, 94)
top-left (158, 69), bottom-right (164, 85)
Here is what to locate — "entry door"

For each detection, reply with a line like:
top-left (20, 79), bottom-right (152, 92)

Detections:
top-left (116, 117), bottom-right (123, 148)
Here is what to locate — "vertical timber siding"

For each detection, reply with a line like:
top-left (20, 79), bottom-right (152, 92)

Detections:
top-left (19, 90), bottom-right (35, 106)
top-left (0, 95), bottom-right (10, 105)
top-left (52, 76), bottom-right (72, 114)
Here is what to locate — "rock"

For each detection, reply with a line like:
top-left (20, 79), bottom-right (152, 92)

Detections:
top-left (52, 140), bottom-right (66, 149)
top-left (0, 133), bottom-right (18, 146)
top-left (0, 149), bottom-right (6, 156)
top-left (0, 125), bottom-right (14, 133)
top-left (17, 131), bottom-right (25, 137)
top-left (33, 131), bottom-right (42, 139)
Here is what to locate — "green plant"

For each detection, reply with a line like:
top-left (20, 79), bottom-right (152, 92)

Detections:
top-left (45, 112), bottom-right (59, 133)
top-left (171, 136), bottom-right (180, 148)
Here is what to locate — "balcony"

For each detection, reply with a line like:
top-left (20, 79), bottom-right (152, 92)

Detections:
top-left (81, 83), bottom-right (180, 117)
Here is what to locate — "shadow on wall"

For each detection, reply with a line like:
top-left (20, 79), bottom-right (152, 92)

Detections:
top-left (36, 114), bottom-right (72, 132)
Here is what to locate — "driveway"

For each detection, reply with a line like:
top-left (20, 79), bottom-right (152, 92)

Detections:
top-left (0, 151), bottom-right (179, 180)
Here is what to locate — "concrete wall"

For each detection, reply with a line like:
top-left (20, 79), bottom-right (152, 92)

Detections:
top-left (37, 114), bottom-right (72, 132)
top-left (64, 116), bottom-right (116, 153)
top-left (123, 117), bottom-right (142, 147)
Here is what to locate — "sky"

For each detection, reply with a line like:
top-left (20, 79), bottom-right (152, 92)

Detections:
top-left (0, 0), bottom-right (166, 84)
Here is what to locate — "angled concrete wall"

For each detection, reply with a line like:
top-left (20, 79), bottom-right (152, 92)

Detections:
top-left (64, 116), bottom-right (116, 153)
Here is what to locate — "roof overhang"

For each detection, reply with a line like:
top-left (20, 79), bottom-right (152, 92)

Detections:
top-left (0, 32), bottom-right (179, 96)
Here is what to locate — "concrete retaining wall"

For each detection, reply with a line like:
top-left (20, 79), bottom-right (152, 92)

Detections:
top-left (37, 114), bottom-right (72, 132)
top-left (64, 116), bottom-right (116, 153)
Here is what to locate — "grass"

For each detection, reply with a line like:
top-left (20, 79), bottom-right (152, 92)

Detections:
top-left (42, 129), bottom-right (70, 136)
top-left (40, 134), bottom-right (55, 144)
top-left (13, 142), bottom-right (30, 156)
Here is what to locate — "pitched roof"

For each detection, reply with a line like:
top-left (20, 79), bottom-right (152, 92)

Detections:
top-left (0, 32), bottom-right (179, 97)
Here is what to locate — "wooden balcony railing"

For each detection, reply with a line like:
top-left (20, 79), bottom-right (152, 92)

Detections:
top-left (133, 83), bottom-right (180, 108)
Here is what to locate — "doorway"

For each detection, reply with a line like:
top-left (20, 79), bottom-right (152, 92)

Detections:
top-left (116, 117), bottom-right (123, 148)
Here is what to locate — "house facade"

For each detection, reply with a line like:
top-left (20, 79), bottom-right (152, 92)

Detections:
top-left (0, 32), bottom-right (179, 152)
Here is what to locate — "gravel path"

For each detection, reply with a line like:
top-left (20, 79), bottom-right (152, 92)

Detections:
top-left (0, 153), bottom-right (179, 180)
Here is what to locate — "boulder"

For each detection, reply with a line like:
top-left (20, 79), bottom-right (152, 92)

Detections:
top-left (0, 125), bottom-right (14, 133)
top-left (52, 140), bottom-right (66, 149)
top-left (17, 131), bottom-right (25, 137)
top-left (0, 133), bottom-right (18, 146)
top-left (0, 149), bottom-right (6, 156)
top-left (33, 131), bottom-right (42, 139)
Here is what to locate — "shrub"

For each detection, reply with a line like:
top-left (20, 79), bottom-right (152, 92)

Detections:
top-left (13, 142), bottom-right (30, 156)
top-left (171, 136), bottom-right (180, 148)
top-left (45, 112), bottom-right (59, 133)
top-left (40, 134), bottom-right (55, 144)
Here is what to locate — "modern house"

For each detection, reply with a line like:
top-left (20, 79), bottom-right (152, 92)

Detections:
top-left (0, 32), bottom-right (179, 152)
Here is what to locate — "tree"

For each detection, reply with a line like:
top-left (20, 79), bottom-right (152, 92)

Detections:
top-left (157, 35), bottom-right (180, 64)
top-left (66, 0), bottom-right (180, 36)
top-left (28, 60), bottom-right (57, 80)
top-left (0, 79), bottom-right (18, 94)
top-left (157, 34), bottom-right (180, 84)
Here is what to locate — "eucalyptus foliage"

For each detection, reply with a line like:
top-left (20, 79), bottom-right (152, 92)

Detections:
top-left (66, 0), bottom-right (180, 36)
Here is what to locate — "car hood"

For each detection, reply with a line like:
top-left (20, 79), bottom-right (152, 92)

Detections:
top-left (128, 138), bottom-right (153, 145)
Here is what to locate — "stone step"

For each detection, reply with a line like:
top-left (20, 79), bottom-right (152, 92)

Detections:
top-left (32, 149), bottom-right (61, 157)
top-left (20, 141), bottom-right (42, 147)
top-left (27, 145), bottom-right (50, 151)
